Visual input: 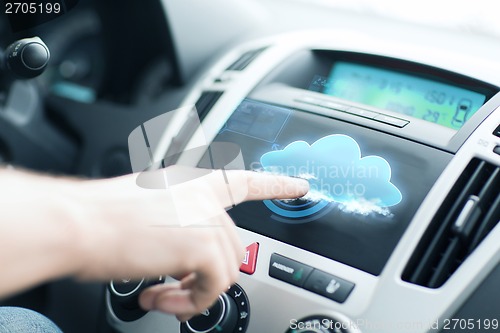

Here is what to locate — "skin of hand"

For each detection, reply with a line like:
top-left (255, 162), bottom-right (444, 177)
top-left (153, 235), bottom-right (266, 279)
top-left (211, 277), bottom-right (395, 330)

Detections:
top-left (0, 166), bottom-right (309, 322)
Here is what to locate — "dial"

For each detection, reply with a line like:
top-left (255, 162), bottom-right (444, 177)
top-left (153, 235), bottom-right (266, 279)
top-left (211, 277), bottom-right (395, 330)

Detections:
top-left (108, 276), bottom-right (163, 322)
top-left (181, 284), bottom-right (250, 333)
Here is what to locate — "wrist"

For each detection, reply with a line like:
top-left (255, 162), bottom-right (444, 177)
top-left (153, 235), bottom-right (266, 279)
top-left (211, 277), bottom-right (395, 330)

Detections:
top-left (61, 178), bottom-right (115, 281)
top-left (66, 175), bottom-right (141, 281)
top-left (45, 176), bottom-right (97, 280)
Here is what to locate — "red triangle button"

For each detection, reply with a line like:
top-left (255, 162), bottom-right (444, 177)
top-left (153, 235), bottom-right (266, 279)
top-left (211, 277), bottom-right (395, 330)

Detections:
top-left (240, 243), bottom-right (259, 275)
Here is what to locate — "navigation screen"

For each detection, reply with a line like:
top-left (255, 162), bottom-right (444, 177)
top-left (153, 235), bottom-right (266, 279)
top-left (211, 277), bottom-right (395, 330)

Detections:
top-left (318, 62), bottom-right (486, 130)
top-left (214, 99), bottom-right (452, 275)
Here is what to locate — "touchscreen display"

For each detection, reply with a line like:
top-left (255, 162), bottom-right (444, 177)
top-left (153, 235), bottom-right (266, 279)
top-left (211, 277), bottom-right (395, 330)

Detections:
top-left (214, 99), bottom-right (452, 275)
top-left (316, 62), bottom-right (486, 130)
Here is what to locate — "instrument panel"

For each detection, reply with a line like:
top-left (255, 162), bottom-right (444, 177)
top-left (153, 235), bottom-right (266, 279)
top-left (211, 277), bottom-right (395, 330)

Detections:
top-left (107, 30), bottom-right (500, 333)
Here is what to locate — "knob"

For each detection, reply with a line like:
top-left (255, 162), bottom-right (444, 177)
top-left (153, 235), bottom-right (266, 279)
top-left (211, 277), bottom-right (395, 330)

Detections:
top-left (109, 278), bottom-right (145, 310)
top-left (108, 276), bottom-right (164, 322)
top-left (182, 293), bottom-right (238, 333)
top-left (4, 37), bottom-right (50, 79)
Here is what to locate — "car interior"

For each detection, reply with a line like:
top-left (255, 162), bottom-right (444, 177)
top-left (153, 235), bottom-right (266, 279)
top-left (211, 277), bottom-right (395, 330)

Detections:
top-left (0, 0), bottom-right (499, 333)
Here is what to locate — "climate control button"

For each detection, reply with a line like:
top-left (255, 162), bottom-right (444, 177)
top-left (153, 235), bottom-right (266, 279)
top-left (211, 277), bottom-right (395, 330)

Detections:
top-left (304, 270), bottom-right (355, 303)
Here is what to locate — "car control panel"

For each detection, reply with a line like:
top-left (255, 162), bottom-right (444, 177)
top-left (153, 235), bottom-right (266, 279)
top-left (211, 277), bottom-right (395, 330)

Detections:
top-left (106, 30), bottom-right (500, 333)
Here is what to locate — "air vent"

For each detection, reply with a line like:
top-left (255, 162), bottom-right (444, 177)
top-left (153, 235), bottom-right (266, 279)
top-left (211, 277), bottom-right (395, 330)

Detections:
top-left (403, 158), bottom-right (500, 288)
top-left (225, 47), bottom-right (267, 71)
top-left (195, 91), bottom-right (224, 120)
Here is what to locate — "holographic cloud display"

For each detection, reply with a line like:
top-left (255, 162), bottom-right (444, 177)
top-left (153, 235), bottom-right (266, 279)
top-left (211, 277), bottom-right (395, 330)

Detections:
top-left (260, 134), bottom-right (402, 217)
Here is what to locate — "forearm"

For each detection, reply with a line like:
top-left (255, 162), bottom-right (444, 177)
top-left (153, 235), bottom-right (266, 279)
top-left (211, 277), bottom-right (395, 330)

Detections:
top-left (0, 167), bottom-right (182, 298)
top-left (0, 168), bottom-right (84, 298)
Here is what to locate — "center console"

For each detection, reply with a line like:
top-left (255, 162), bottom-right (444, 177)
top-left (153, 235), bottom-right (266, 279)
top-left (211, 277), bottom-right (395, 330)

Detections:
top-left (106, 31), bottom-right (500, 333)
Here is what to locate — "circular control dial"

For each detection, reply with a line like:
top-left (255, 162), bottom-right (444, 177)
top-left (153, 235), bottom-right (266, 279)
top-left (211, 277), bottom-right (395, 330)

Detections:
top-left (181, 284), bottom-right (250, 333)
top-left (185, 293), bottom-right (236, 333)
top-left (108, 277), bottom-right (163, 322)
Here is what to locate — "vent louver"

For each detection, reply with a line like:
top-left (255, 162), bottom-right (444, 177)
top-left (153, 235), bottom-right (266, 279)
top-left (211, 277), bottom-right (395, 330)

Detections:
top-left (403, 158), bottom-right (500, 288)
top-left (195, 91), bottom-right (224, 121)
top-left (225, 47), bottom-right (267, 71)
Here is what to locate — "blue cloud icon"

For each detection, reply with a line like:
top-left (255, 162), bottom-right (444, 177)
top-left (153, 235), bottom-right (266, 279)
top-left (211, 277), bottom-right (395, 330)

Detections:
top-left (260, 134), bottom-right (402, 208)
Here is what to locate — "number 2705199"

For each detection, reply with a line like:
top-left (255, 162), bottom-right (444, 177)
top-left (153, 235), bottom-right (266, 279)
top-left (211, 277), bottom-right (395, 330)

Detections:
top-left (442, 319), bottom-right (498, 330)
top-left (5, 2), bottom-right (61, 14)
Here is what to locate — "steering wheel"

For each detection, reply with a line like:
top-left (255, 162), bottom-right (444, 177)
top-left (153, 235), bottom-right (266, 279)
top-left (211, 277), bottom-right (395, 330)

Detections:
top-left (0, 0), bottom-right (186, 178)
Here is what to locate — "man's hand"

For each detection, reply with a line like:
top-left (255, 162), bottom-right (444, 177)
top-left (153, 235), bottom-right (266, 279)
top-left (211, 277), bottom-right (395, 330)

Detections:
top-left (0, 166), bottom-right (307, 318)
top-left (74, 167), bottom-right (309, 321)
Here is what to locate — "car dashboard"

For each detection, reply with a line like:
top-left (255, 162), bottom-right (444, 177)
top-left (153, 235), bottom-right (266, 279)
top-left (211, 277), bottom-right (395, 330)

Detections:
top-left (107, 28), bottom-right (500, 333)
top-left (0, 1), bottom-right (498, 333)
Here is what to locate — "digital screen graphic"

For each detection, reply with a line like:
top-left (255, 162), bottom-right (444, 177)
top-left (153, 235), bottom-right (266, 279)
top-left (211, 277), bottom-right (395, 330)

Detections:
top-left (215, 99), bottom-right (452, 275)
top-left (260, 134), bottom-right (402, 219)
top-left (221, 99), bottom-right (291, 142)
top-left (317, 62), bottom-right (486, 130)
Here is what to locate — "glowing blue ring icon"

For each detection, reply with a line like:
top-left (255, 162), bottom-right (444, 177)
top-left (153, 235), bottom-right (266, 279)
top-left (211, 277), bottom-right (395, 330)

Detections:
top-left (263, 199), bottom-right (329, 219)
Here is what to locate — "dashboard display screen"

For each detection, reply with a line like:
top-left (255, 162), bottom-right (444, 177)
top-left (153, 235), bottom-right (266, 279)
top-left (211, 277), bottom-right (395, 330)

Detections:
top-left (213, 99), bottom-right (452, 275)
top-left (322, 62), bottom-right (486, 130)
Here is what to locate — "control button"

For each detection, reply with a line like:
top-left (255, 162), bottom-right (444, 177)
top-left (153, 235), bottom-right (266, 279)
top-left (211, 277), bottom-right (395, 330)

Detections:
top-left (304, 269), bottom-right (355, 303)
top-left (374, 114), bottom-right (409, 128)
top-left (240, 242), bottom-right (259, 275)
top-left (269, 253), bottom-right (313, 287)
top-left (22, 43), bottom-right (50, 70)
top-left (5, 37), bottom-right (50, 78)
top-left (346, 107), bottom-right (378, 119)
top-left (493, 124), bottom-right (500, 138)
top-left (110, 278), bottom-right (144, 297)
top-left (494, 146), bottom-right (500, 156)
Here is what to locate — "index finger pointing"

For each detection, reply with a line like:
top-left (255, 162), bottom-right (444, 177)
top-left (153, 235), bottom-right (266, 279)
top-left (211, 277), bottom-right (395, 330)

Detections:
top-left (242, 171), bottom-right (310, 203)
top-left (205, 170), bottom-right (310, 208)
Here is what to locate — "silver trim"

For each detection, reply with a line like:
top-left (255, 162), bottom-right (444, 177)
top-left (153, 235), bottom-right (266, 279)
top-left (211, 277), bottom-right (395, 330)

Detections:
top-left (109, 278), bottom-right (145, 298)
